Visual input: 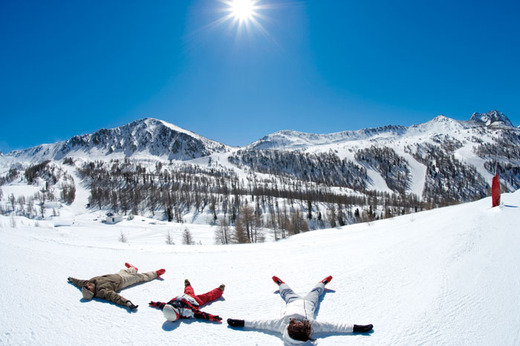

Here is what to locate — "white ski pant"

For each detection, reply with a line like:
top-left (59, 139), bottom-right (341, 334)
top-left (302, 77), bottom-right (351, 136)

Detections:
top-left (279, 282), bottom-right (326, 316)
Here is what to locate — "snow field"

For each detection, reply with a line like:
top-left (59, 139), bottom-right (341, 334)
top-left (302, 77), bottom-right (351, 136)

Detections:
top-left (1, 191), bottom-right (520, 345)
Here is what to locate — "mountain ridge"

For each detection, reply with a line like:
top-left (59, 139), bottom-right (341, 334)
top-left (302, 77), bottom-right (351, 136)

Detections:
top-left (2, 110), bottom-right (515, 161)
top-left (1, 110), bottom-right (519, 214)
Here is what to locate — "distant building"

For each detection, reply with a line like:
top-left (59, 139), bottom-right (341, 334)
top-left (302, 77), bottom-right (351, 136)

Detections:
top-left (105, 213), bottom-right (123, 224)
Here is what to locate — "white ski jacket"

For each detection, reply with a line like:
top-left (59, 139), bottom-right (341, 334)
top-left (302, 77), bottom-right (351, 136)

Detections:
top-left (244, 297), bottom-right (354, 345)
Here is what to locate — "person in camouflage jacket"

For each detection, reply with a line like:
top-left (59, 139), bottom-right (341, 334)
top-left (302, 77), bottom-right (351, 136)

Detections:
top-left (68, 263), bottom-right (165, 310)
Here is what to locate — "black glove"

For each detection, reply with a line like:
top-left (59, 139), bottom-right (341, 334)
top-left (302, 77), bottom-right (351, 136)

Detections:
top-left (126, 301), bottom-right (139, 310)
top-left (353, 324), bottom-right (373, 333)
top-left (227, 318), bottom-right (245, 327)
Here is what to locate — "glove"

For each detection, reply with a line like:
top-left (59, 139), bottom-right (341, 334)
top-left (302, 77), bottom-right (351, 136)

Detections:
top-left (149, 301), bottom-right (166, 309)
top-left (126, 301), bottom-right (138, 310)
top-left (227, 318), bottom-right (245, 327)
top-left (209, 315), bottom-right (222, 322)
top-left (353, 324), bottom-right (373, 333)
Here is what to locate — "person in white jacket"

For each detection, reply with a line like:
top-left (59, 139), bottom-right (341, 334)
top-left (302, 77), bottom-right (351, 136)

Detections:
top-left (227, 275), bottom-right (373, 344)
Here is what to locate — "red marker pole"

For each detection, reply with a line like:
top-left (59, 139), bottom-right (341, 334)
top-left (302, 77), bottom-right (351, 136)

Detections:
top-left (491, 173), bottom-right (501, 207)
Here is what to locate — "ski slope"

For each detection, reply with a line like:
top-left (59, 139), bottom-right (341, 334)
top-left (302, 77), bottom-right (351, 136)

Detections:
top-left (1, 191), bottom-right (519, 345)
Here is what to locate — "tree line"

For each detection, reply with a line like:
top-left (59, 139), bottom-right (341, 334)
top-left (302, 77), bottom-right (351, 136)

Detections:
top-left (75, 158), bottom-right (424, 243)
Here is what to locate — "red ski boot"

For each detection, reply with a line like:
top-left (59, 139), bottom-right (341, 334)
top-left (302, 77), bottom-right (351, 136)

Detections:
top-left (272, 276), bottom-right (284, 286)
top-left (156, 269), bottom-right (166, 277)
top-left (321, 275), bottom-right (333, 285)
top-left (125, 263), bottom-right (138, 272)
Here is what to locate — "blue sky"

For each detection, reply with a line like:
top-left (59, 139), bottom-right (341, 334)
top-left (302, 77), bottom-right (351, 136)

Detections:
top-left (1, 0), bottom-right (519, 153)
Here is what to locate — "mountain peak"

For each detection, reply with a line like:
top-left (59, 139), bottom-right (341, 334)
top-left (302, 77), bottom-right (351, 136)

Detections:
top-left (431, 115), bottom-right (451, 122)
top-left (6, 117), bottom-right (229, 161)
top-left (470, 110), bottom-right (513, 127)
top-left (124, 117), bottom-right (200, 139)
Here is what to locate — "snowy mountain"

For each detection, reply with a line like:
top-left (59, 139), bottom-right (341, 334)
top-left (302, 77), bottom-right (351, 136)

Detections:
top-left (232, 111), bottom-right (519, 200)
top-left (251, 111), bottom-right (515, 151)
top-left (0, 111), bottom-right (519, 229)
top-left (5, 118), bottom-right (230, 162)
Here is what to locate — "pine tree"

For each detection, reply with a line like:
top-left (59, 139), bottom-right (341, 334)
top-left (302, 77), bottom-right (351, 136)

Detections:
top-left (182, 227), bottom-right (194, 245)
top-left (165, 231), bottom-right (175, 245)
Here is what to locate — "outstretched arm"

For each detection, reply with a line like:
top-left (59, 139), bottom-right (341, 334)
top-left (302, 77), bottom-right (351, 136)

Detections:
top-left (312, 321), bottom-right (373, 334)
top-left (229, 319), bottom-right (282, 332)
top-left (194, 310), bottom-right (222, 322)
top-left (149, 301), bottom-right (167, 310)
top-left (97, 288), bottom-right (129, 307)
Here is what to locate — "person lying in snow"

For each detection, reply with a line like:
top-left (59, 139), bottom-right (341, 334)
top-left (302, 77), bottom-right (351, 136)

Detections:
top-left (227, 276), bottom-right (373, 345)
top-left (149, 279), bottom-right (225, 322)
top-left (68, 263), bottom-right (165, 311)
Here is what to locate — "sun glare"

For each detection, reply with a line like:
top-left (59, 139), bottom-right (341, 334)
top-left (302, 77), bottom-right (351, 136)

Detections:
top-left (216, 0), bottom-right (269, 36)
top-left (231, 0), bottom-right (254, 20)
top-left (228, 0), bottom-right (258, 22)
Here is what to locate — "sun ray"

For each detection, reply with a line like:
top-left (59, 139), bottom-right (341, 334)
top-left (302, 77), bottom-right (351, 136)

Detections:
top-left (186, 0), bottom-right (278, 44)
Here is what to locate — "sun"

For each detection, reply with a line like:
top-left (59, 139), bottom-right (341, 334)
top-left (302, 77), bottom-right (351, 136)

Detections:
top-left (227, 0), bottom-right (259, 23)
top-left (230, 0), bottom-right (255, 21)
top-left (215, 0), bottom-right (269, 35)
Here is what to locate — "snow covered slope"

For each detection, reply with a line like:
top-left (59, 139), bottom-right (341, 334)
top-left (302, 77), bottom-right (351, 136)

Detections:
top-left (1, 191), bottom-right (519, 345)
top-left (249, 125), bottom-right (407, 150)
top-left (236, 111), bottom-right (520, 196)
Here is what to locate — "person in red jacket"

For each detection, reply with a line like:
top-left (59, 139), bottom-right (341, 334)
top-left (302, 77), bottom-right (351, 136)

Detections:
top-left (150, 279), bottom-right (225, 322)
